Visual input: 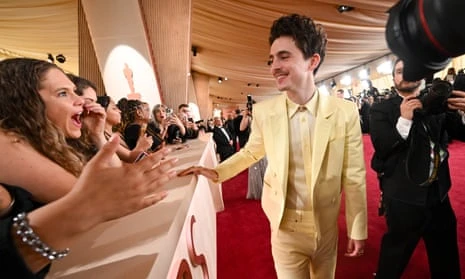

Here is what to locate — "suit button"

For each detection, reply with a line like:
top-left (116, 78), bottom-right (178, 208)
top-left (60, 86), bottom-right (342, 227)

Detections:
top-left (331, 197), bottom-right (336, 203)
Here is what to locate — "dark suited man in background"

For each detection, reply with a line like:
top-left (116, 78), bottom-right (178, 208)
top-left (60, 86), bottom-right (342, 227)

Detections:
top-left (212, 117), bottom-right (236, 162)
top-left (224, 110), bottom-right (237, 149)
top-left (359, 96), bottom-right (372, 134)
top-left (370, 58), bottom-right (465, 278)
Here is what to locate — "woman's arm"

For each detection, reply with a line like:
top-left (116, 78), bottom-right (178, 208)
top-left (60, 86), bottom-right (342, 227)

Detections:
top-left (0, 132), bottom-right (76, 203)
top-left (8, 136), bottom-right (177, 273)
top-left (239, 110), bottom-right (251, 132)
top-left (82, 102), bottom-right (107, 149)
top-left (0, 185), bottom-right (13, 217)
top-left (116, 143), bottom-right (151, 163)
top-left (81, 104), bottom-right (122, 167)
top-left (171, 114), bottom-right (187, 136)
top-left (113, 133), bottom-right (153, 163)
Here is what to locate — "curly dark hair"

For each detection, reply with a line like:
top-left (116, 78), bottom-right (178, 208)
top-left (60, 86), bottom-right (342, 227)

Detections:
top-left (269, 14), bottom-right (328, 74)
top-left (0, 58), bottom-right (84, 176)
top-left (115, 98), bottom-right (144, 133)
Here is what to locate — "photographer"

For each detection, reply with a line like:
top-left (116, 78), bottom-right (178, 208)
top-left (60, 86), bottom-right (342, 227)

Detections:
top-left (233, 107), bottom-right (251, 149)
top-left (369, 58), bottom-right (465, 278)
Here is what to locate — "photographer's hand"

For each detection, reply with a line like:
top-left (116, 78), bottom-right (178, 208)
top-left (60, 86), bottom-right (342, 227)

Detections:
top-left (400, 96), bottom-right (422, 120)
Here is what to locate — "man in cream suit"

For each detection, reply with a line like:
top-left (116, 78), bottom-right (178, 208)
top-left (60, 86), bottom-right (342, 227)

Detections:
top-left (179, 14), bottom-right (367, 278)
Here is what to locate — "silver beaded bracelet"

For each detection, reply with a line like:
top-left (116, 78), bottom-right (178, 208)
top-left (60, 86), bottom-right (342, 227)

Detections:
top-left (12, 212), bottom-right (70, 261)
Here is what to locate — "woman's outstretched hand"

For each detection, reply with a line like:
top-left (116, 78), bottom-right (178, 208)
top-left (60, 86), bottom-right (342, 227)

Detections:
top-left (67, 135), bottom-right (178, 227)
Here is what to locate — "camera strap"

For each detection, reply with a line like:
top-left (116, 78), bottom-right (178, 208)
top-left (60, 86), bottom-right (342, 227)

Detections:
top-left (418, 143), bottom-right (440, 187)
top-left (405, 119), bottom-right (443, 187)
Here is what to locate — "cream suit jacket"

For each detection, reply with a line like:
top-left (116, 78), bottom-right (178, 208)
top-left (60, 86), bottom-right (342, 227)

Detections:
top-left (215, 93), bottom-right (367, 240)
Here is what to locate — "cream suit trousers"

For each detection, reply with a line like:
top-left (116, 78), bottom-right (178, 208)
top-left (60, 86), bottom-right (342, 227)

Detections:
top-left (271, 209), bottom-right (338, 279)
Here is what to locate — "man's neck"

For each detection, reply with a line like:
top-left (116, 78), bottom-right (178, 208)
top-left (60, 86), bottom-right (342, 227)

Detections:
top-left (286, 85), bottom-right (316, 105)
top-left (397, 89), bottom-right (420, 99)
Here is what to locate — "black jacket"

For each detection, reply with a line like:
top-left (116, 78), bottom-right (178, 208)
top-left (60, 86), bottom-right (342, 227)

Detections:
top-left (369, 95), bottom-right (465, 205)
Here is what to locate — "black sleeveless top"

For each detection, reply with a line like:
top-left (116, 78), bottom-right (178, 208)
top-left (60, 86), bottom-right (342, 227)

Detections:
top-left (0, 184), bottom-right (49, 278)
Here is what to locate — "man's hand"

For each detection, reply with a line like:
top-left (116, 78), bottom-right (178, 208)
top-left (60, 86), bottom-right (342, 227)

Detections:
top-left (344, 238), bottom-right (366, 258)
top-left (448, 90), bottom-right (465, 111)
top-left (177, 166), bottom-right (219, 181)
top-left (400, 96), bottom-right (422, 120)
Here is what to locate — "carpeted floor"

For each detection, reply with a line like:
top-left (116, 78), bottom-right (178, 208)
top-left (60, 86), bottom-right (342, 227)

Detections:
top-left (217, 135), bottom-right (465, 279)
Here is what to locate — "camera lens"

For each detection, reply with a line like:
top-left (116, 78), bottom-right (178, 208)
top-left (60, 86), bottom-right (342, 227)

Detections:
top-left (386, 0), bottom-right (465, 81)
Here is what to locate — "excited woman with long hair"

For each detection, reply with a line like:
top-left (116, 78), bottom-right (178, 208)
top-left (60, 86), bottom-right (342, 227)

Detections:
top-left (0, 58), bottom-right (176, 278)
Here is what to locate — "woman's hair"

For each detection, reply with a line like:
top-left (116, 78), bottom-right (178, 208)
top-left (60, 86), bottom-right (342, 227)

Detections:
top-left (96, 96), bottom-right (111, 110)
top-left (67, 74), bottom-right (97, 95)
top-left (115, 98), bottom-right (144, 133)
top-left (0, 58), bottom-right (84, 176)
top-left (151, 104), bottom-right (165, 130)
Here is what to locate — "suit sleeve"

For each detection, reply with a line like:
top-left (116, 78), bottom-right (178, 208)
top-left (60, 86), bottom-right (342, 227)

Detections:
top-left (445, 110), bottom-right (465, 141)
top-left (342, 103), bottom-right (368, 240)
top-left (369, 102), bottom-right (408, 160)
top-left (212, 129), bottom-right (227, 146)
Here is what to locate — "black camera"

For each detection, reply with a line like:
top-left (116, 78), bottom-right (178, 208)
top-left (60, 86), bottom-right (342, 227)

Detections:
top-left (386, 0), bottom-right (465, 81)
top-left (417, 79), bottom-right (452, 116)
top-left (56, 54), bottom-right (66, 63)
top-left (246, 94), bottom-right (253, 112)
top-left (417, 72), bottom-right (465, 115)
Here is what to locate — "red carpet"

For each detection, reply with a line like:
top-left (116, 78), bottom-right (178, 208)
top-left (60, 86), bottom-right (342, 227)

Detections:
top-left (217, 135), bottom-right (465, 279)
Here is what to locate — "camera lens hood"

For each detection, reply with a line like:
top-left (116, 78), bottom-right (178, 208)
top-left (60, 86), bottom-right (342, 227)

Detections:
top-left (386, 0), bottom-right (465, 81)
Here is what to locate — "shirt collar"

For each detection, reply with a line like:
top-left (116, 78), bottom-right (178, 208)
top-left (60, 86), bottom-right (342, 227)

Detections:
top-left (286, 91), bottom-right (319, 119)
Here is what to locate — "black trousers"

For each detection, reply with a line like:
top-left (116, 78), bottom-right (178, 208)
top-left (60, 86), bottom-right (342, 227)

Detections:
top-left (375, 197), bottom-right (460, 279)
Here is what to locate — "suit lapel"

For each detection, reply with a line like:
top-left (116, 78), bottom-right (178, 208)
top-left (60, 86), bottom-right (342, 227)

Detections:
top-left (311, 95), bottom-right (336, 187)
top-left (391, 96), bottom-right (402, 121)
top-left (268, 94), bottom-right (290, 196)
